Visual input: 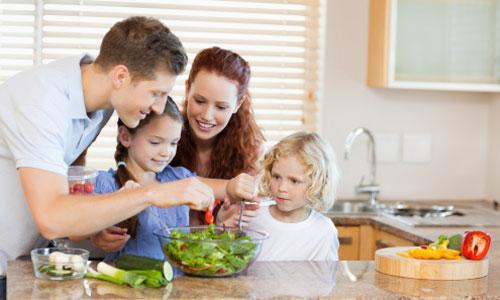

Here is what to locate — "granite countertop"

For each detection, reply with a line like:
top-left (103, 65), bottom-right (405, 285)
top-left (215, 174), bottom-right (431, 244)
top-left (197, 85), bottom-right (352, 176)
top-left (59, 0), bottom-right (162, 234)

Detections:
top-left (328, 199), bottom-right (500, 244)
top-left (7, 200), bottom-right (500, 299)
top-left (7, 250), bottom-right (500, 299)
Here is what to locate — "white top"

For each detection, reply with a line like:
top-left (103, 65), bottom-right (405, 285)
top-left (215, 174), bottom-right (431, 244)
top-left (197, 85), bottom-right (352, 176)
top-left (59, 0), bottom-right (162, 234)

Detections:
top-left (249, 206), bottom-right (339, 261)
top-left (0, 55), bottom-right (113, 275)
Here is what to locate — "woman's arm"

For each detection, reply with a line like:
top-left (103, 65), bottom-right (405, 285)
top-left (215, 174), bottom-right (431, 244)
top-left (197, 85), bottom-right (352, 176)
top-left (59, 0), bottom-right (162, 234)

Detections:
top-left (199, 173), bottom-right (257, 203)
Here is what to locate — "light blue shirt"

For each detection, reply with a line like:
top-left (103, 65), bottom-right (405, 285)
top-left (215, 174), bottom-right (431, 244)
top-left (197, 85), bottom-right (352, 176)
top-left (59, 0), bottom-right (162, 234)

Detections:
top-left (0, 54), bottom-right (113, 274)
top-left (95, 166), bottom-right (193, 261)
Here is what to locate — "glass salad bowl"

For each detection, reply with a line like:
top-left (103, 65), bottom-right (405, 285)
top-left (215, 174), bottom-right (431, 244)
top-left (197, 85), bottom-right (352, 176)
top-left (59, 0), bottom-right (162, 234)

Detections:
top-left (31, 247), bottom-right (89, 280)
top-left (155, 225), bottom-right (269, 277)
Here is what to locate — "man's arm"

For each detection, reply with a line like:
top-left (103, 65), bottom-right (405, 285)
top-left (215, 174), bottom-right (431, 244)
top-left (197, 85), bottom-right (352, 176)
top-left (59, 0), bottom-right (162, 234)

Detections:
top-left (19, 167), bottom-right (214, 240)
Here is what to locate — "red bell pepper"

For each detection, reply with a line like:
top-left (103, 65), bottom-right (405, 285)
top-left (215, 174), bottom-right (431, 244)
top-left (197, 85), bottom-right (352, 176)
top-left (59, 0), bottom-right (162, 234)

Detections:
top-left (204, 199), bottom-right (220, 224)
top-left (461, 231), bottom-right (491, 260)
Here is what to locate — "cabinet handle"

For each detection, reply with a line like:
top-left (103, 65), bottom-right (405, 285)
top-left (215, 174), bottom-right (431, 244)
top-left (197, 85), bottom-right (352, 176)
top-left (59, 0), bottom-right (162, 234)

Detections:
top-left (376, 240), bottom-right (394, 249)
top-left (339, 237), bottom-right (353, 245)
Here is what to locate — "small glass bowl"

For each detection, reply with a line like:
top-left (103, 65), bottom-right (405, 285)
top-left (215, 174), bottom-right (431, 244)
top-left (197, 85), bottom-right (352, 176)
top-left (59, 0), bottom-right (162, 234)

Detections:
top-left (31, 248), bottom-right (89, 280)
top-left (68, 166), bottom-right (97, 195)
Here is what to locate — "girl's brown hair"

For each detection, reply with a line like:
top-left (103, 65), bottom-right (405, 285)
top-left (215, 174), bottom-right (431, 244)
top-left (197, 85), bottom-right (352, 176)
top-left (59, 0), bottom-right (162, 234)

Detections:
top-left (114, 96), bottom-right (182, 238)
top-left (171, 47), bottom-right (264, 179)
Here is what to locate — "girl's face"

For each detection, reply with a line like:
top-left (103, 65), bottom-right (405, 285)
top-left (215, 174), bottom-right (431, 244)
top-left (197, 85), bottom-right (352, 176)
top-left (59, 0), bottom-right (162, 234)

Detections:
top-left (120, 115), bottom-right (182, 174)
top-left (185, 70), bottom-right (241, 144)
top-left (269, 155), bottom-right (311, 215)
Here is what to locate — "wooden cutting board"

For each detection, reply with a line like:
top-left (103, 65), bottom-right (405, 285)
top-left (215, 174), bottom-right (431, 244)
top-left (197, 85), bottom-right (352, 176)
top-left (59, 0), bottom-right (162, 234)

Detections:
top-left (375, 247), bottom-right (489, 280)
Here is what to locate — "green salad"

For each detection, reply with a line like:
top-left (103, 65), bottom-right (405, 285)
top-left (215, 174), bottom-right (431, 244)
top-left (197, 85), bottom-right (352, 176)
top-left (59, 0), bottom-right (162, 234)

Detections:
top-left (163, 224), bottom-right (257, 276)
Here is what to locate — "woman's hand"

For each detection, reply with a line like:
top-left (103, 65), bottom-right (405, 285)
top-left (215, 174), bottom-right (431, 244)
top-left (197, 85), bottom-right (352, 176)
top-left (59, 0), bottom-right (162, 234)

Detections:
top-left (90, 226), bottom-right (130, 253)
top-left (226, 173), bottom-right (258, 203)
top-left (216, 199), bottom-right (259, 227)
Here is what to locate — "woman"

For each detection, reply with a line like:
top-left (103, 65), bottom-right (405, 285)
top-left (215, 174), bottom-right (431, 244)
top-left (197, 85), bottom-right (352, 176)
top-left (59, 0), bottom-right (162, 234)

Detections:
top-left (90, 47), bottom-right (265, 253)
top-left (171, 46), bottom-right (265, 226)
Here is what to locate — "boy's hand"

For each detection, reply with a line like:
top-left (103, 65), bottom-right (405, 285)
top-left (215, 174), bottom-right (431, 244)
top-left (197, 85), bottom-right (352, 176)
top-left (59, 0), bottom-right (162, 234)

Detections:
top-left (226, 173), bottom-right (258, 203)
top-left (216, 199), bottom-right (259, 227)
top-left (90, 226), bottom-right (130, 253)
top-left (153, 177), bottom-right (214, 211)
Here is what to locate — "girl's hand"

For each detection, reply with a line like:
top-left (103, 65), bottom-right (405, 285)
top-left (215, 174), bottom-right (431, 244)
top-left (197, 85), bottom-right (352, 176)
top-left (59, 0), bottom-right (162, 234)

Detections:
top-left (216, 199), bottom-right (259, 227)
top-left (226, 173), bottom-right (258, 203)
top-left (153, 177), bottom-right (215, 211)
top-left (119, 180), bottom-right (141, 191)
top-left (90, 226), bottom-right (130, 253)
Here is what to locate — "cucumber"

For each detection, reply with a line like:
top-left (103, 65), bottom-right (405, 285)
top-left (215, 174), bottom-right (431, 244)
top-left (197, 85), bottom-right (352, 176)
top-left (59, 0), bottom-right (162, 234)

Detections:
top-left (115, 255), bottom-right (173, 281)
top-left (48, 269), bottom-right (73, 277)
top-left (162, 260), bottom-right (173, 282)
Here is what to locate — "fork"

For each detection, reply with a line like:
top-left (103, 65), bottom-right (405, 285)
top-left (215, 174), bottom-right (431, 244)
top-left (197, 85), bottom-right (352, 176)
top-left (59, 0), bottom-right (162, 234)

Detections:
top-left (149, 208), bottom-right (172, 236)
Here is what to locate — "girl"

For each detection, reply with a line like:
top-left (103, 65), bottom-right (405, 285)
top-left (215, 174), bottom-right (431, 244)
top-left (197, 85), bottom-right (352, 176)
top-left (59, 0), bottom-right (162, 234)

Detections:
top-left (92, 97), bottom-right (255, 260)
top-left (171, 46), bottom-right (265, 227)
top-left (249, 132), bottom-right (340, 261)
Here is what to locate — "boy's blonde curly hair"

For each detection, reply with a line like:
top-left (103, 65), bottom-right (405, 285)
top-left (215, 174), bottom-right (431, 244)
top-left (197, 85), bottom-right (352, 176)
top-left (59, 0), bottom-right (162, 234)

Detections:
top-left (259, 132), bottom-right (339, 212)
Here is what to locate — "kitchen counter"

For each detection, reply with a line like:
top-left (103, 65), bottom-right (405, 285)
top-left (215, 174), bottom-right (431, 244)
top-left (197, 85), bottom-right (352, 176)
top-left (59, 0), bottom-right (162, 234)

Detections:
top-left (328, 199), bottom-right (500, 245)
top-left (7, 201), bottom-right (500, 299)
top-left (7, 245), bottom-right (500, 299)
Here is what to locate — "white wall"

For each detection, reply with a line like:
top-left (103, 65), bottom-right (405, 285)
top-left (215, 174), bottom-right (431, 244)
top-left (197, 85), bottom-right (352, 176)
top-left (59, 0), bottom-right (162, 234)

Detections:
top-left (320, 0), bottom-right (492, 200)
top-left (487, 96), bottom-right (500, 201)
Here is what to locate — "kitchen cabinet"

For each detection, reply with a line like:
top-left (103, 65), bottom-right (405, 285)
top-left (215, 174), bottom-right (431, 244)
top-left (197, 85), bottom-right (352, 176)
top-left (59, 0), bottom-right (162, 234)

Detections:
top-left (337, 226), bottom-right (360, 260)
top-left (337, 224), bottom-right (415, 260)
top-left (374, 229), bottom-right (415, 250)
top-left (368, 0), bottom-right (500, 92)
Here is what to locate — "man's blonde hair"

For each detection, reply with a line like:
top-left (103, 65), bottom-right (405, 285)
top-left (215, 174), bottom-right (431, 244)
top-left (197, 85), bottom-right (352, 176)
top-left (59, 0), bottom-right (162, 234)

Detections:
top-left (259, 132), bottom-right (339, 212)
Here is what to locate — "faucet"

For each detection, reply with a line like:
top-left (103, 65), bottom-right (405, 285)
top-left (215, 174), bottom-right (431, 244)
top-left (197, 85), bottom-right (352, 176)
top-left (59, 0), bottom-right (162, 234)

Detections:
top-left (344, 127), bottom-right (380, 207)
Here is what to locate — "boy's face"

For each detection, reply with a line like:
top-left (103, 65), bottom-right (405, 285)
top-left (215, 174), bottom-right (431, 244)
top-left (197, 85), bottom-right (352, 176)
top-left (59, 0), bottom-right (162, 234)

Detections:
top-left (269, 155), bottom-right (311, 215)
top-left (122, 115), bottom-right (182, 174)
top-left (185, 70), bottom-right (240, 145)
top-left (113, 71), bottom-right (176, 128)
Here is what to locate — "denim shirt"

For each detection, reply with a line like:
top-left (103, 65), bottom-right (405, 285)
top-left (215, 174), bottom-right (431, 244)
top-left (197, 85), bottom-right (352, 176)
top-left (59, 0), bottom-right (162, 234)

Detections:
top-left (94, 165), bottom-right (194, 260)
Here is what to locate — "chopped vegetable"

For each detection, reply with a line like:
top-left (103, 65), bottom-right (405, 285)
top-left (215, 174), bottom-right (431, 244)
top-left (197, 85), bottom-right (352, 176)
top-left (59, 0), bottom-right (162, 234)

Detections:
top-left (447, 234), bottom-right (463, 251)
top-left (163, 224), bottom-right (257, 276)
top-left (85, 262), bottom-right (170, 288)
top-left (96, 262), bottom-right (147, 288)
top-left (461, 231), bottom-right (491, 260)
top-left (399, 234), bottom-right (462, 260)
top-left (402, 245), bottom-right (461, 260)
top-left (37, 251), bottom-right (86, 278)
top-left (205, 199), bottom-right (220, 224)
top-left (115, 255), bottom-right (173, 282)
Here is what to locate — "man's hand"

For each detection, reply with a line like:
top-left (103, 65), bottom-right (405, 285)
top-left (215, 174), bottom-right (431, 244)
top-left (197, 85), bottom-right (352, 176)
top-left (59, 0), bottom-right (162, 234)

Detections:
top-left (151, 177), bottom-right (215, 211)
top-left (90, 226), bottom-right (130, 253)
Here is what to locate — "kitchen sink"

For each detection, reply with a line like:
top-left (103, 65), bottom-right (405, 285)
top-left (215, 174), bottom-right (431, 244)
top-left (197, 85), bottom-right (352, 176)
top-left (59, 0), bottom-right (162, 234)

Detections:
top-left (329, 200), bottom-right (377, 215)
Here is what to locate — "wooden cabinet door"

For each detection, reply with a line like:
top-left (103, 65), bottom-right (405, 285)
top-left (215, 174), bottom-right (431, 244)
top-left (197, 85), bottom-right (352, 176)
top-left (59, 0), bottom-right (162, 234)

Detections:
top-left (375, 229), bottom-right (415, 250)
top-left (337, 226), bottom-right (360, 260)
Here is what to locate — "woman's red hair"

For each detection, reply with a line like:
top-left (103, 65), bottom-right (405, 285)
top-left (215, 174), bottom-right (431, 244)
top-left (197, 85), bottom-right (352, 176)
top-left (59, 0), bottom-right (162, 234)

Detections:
top-left (171, 47), bottom-right (264, 179)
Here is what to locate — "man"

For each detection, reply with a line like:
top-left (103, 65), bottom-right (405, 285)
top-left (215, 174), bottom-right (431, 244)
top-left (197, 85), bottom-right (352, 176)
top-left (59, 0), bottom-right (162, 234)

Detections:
top-left (0, 16), bottom-right (214, 292)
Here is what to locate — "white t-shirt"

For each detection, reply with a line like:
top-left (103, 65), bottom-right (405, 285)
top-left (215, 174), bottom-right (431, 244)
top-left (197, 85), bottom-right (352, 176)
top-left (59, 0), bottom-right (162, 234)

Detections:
top-left (249, 206), bottom-right (339, 261)
top-left (0, 55), bottom-right (113, 274)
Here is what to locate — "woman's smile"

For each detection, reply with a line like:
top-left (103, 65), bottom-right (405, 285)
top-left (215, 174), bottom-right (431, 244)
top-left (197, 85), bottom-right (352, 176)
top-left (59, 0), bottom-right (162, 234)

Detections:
top-left (196, 120), bottom-right (216, 132)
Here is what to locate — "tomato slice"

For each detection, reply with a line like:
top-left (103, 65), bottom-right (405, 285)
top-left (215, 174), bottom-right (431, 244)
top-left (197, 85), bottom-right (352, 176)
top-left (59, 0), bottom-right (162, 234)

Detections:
top-left (461, 231), bottom-right (491, 260)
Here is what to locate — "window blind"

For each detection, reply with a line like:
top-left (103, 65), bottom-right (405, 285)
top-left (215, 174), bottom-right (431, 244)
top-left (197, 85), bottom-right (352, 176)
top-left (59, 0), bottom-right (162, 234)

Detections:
top-left (0, 0), bottom-right (322, 170)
